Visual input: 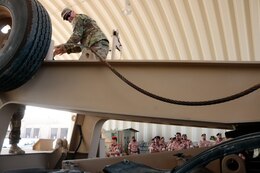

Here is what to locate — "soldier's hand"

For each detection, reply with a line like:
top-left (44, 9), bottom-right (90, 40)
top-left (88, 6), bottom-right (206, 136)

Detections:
top-left (53, 44), bottom-right (66, 57)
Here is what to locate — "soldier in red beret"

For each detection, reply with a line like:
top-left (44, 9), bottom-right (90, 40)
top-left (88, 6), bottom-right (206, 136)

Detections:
top-left (106, 136), bottom-right (121, 157)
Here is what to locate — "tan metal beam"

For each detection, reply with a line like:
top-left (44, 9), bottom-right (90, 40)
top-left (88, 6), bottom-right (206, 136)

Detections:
top-left (0, 61), bottom-right (259, 128)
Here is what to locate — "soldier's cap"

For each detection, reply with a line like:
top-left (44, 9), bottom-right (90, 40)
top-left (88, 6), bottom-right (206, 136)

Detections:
top-left (176, 132), bottom-right (181, 135)
top-left (154, 136), bottom-right (160, 139)
top-left (61, 8), bottom-right (72, 20)
top-left (112, 136), bottom-right (117, 140)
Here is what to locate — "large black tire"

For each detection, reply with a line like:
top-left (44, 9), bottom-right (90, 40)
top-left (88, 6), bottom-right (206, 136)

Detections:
top-left (172, 132), bottom-right (260, 173)
top-left (0, 0), bottom-right (51, 91)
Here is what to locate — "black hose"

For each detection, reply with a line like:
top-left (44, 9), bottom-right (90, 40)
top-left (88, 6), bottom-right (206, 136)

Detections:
top-left (74, 125), bottom-right (83, 156)
top-left (62, 43), bottom-right (260, 106)
top-left (97, 54), bottom-right (260, 106)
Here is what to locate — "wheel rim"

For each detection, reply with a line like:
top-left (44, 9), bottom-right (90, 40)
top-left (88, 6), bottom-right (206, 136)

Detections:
top-left (0, 5), bottom-right (12, 50)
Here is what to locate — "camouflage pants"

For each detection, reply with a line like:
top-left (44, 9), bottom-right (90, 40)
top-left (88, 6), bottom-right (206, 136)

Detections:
top-left (80, 40), bottom-right (109, 60)
top-left (9, 107), bottom-right (25, 145)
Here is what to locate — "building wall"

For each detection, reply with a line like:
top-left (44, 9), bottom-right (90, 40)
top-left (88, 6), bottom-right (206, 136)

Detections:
top-left (19, 106), bottom-right (227, 146)
top-left (20, 106), bottom-right (75, 142)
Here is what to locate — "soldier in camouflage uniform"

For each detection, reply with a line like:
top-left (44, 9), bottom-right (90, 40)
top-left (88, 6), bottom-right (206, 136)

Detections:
top-left (215, 133), bottom-right (224, 145)
top-left (9, 106), bottom-right (25, 154)
top-left (181, 134), bottom-right (193, 149)
top-left (128, 136), bottom-right (139, 154)
top-left (168, 132), bottom-right (185, 151)
top-left (53, 8), bottom-right (109, 59)
top-left (148, 136), bottom-right (161, 153)
top-left (159, 137), bottom-right (167, 151)
top-left (106, 136), bottom-right (121, 157)
top-left (199, 133), bottom-right (211, 148)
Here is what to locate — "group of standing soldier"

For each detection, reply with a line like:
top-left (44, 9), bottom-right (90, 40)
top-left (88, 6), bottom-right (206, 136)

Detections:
top-left (106, 132), bottom-right (225, 157)
top-left (149, 132), bottom-right (193, 153)
top-left (106, 136), bottom-right (140, 157)
top-left (149, 132), bottom-right (225, 153)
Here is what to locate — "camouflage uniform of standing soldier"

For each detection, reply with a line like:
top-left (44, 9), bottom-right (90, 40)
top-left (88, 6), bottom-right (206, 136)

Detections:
top-left (53, 8), bottom-right (109, 60)
top-left (9, 106), bottom-right (25, 154)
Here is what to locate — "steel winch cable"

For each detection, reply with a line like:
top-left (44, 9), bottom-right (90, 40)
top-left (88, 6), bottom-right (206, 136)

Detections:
top-left (60, 43), bottom-right (260, 106)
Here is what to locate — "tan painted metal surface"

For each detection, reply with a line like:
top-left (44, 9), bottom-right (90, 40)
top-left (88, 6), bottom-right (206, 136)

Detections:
top-left (0, 148), bottom-right (63, 172)
top-left (68, 147), bottom-right (220, 173)
top-left (0, 61), bottom-right (259, 129)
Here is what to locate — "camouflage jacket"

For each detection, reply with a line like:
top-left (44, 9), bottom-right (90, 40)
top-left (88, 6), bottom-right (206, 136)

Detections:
top-left (108, 143), bottom-right (121, 157)
top-left (64, 14), bottom-right (108, 54)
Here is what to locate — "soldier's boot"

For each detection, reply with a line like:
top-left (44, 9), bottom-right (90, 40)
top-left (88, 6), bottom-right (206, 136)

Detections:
top-left (9, 144), bottom-right (25, 154)
top-left (9, 107), bottom-right (25, 155)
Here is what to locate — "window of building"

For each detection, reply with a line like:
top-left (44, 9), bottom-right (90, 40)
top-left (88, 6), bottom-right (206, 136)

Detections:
top-left (22, 106), bottom-right (75, 141)
top-left (25, 128), bottom-right (32, 138)
top-left (33, 128), bottom-right (40, 138)
top-left (60, 128), bottom-right (68, 139)
top-left (2, 106), bottom-right (75, 151)
top-left (51, 128), bottom-right (58, 139)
